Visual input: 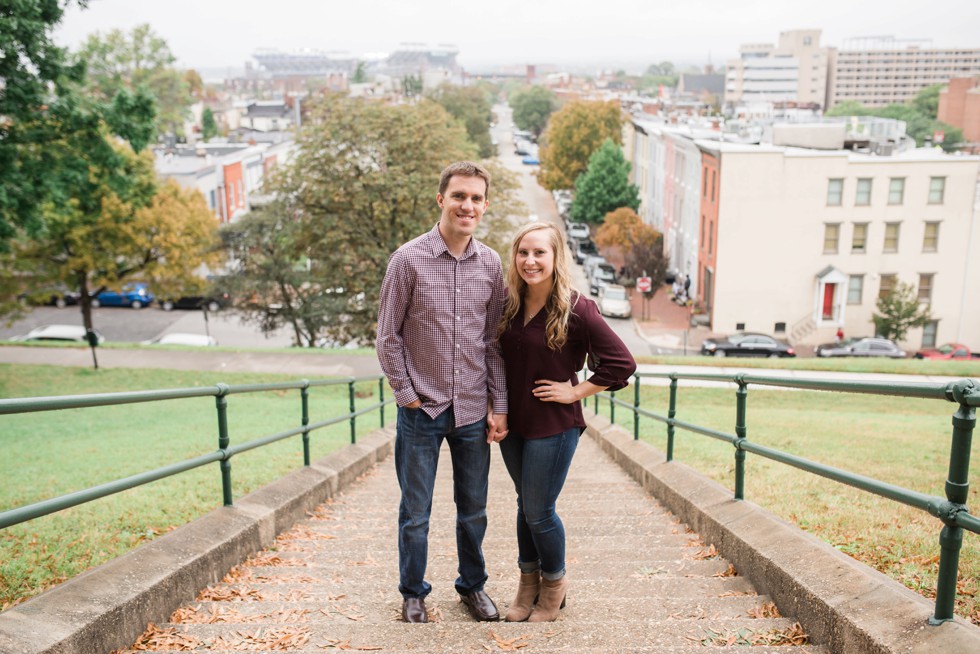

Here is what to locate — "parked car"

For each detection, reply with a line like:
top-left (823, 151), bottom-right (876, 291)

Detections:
top-left (91, 282), bottom-right (154, 309)
top-left (160, 294), bottom-right (229, 312)
top-left (567, 223), bottom-right (590, 242)
top-left (521, 155), bottom-right (539, 165)
top-left (914, 342), bottom-right (979, 360)
top-left (590, 263), bottom-right (617, 295)
top-left (142, 332), bottom-right (217, 347)
top-left (701, 332), bottom-right (796, 358)
top-left (814, 336), bottom-right (906, 358)
top-left (582, 254), bottom-right (608, 280)
top-left (574, 239), bottom-right (598, 264)
top-left (12, 324), bottom-right (105, 344)
top-left (598, 284), bottom-right (632, 318)
top-left (21, 287), bottom-right (80, 308)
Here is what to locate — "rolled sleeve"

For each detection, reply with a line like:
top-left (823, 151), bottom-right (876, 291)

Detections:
top-left (581, 298), bottom-right (637, 392)
top-left (376, 251), bottom-right (418, 406)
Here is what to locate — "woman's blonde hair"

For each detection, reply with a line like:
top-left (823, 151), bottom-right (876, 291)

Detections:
top-left (499, 221), bottom-right (577, 350)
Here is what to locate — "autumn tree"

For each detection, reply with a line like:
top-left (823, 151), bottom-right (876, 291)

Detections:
top-left (872, 281), bottom-right (932, 342)
top-left (427, 83), bottom-right (495, 158)
top-left (510, 86), bottom-right (558, 138)
top-left (570, 139), bottom-right (639, 225)
top-left (538, 100), bottom-right (623, 191)
top-left (595, 208), bottom-right (661, 280)
top-left (76, 23), bottom-right (192, 137)
top-left (222, 94), bottom-right (522, 347)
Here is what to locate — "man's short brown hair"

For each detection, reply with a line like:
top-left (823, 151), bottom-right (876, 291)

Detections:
top-left (439, 161), bottom-right (491, 198)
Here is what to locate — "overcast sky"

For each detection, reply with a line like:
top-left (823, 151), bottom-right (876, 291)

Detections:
top-left (54, 0), bottom-right (980, 73)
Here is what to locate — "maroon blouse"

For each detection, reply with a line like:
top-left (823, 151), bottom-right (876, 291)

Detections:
top-left (499, 293), bottom-right (637, 440)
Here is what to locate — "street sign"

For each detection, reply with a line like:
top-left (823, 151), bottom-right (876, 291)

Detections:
top-left (636, 276), bottom-right (652, 292)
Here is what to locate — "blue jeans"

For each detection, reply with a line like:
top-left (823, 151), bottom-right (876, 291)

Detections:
top-left (395, 406), bottom-right (490, 599)
top-left (498, 427), bottom-right (581, 580)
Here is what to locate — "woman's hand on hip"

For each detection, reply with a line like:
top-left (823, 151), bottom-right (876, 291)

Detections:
top-left (533, 379), bottom-right (579, 404)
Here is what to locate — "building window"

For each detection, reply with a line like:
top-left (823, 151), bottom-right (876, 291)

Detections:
top-left (711, 170), bottom-right (716, 202)
top-left (884, 222), bottom-right (900, 253)
top-left (703, 172), bottom-right (708, 198)
top-left (700, 215), bottom-right (705, 244)
top-left (847, 275), bottom-right (864, 304)
top-left (888, 178), bottom-right (905, 205)
top-left (827, 178), bottom-right (843, 206)
top-left (923, 222), bottom-right (940, 252)
top-left (855, 178), bottom-right (872, 206)
top-left (774, 321), bottom-right (786, 333)
top-left (922, 320), bottom-right (939, 348)
top-left (823, 223), bottom-right (840, 254)
top-left (708, 222), bottom-right (714, 255)
top-left (878, 274), bottom-right (897, 299)
top-left (928, 177), bottom-right (945, 204)
top-left (918, 273), bottom-right (934, 302)
top-left (736, 322), bottom-right (745, 331)
top-left (852, 223), bottom-right (868, 253)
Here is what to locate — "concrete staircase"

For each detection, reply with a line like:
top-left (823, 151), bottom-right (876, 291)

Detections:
top-left (116, 435), bottom-right (831, 653)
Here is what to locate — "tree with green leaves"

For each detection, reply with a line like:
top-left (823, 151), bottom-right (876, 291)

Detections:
top-left (538, 100), bottom-right (623, 191)
top-left (220, 94), bottom-right (522, 347)
top-left (76, 23), bottom-right (192, 138)
top-left (201, 107), bottom-right (218, 141)
top-left (569, 140), bottom-right (639, 225)
top-left (872, 281), bottom-right (932, 342)
top-left (0, 0), bottom-right (88, 242)
top-left (427, 84), bottom-right (495, 158)
top-left (826, 86), bottom-right (963, 151)
top-left (510, 86), bottom-right (558, 138)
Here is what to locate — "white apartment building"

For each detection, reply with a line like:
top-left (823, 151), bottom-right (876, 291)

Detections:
top-left (624, 119), bottom-right (706, 293)
top-left (725, 30), bottom-right (831, 108)
top-left (829, 40), bottom-right (980, 108)
top-left (700, 144), bottom-right (980, 350)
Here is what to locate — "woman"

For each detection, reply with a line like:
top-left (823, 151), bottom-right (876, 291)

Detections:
top-left (497, 222), bottom-right (636, 622)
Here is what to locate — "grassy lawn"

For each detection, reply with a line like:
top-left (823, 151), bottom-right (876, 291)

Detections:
top-left (597, 382), bottom-right (980, 626)
top-left (638, 353), bottom-right (980, 378)
top-left (0, 364), bottom-right (387, 610)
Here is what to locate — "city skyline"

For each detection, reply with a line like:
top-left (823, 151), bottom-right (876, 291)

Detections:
top-left (54, 0), bottom-right (980, 73)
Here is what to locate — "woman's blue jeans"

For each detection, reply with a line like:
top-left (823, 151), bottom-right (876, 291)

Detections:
top-left (394, 406), bottom-right (490, 599)
top-left (498, 427), bottom-right (580, 580)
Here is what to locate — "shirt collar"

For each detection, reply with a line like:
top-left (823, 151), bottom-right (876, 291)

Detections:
top-left (426, 223), bottom-right (479, 260)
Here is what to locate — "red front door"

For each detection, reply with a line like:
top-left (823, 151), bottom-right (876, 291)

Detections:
top-left (822, 284), bottom-right (836, 320)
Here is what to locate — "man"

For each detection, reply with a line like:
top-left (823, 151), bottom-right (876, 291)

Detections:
top-left (376, 161), bottom-right (509, 624)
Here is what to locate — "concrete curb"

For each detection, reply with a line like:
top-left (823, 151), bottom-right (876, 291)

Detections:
top-left (0, 427), bottom-right (395, 654)
top-left (584, 412), bottom-right (980, 654)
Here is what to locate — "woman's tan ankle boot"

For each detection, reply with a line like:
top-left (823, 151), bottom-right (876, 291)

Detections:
top-left (528, 575), bottom-right (567, 622)
top-left (504, 571), bottom-right (540, 622)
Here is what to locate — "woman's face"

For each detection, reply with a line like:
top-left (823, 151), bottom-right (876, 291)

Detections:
top-left (515, 229), bottom-right (555, 290)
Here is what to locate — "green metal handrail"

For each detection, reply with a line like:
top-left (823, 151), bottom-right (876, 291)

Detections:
top-left (0, 375), bottom-right (395, 531)
top-left (597, 371), bottom-right (979, 626)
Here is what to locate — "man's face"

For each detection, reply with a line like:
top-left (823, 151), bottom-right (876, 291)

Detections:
top-left (437, 175), bottom-right (489, 242)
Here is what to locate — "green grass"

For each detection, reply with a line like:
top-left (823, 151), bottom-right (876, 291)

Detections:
top-left (0, 364), bottom-right (386, 610)
top-left (598, 383), bottom-right (980, 625)
top-left (637, 353), bottom-right (980, 378)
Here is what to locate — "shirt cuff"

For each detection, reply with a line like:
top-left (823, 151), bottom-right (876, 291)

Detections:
top-left (394, 387), bottom-right (420, 407)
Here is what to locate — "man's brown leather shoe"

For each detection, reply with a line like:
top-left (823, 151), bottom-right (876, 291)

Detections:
top-left (459, 590), bottom-right (499, 621)
top-left (402, 597), bottom-right (428, 623)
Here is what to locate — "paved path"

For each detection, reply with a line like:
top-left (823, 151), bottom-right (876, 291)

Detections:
top-left (116, 434), bottom-right (830, 653)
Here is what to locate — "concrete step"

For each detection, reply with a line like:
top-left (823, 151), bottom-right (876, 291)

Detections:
top-left (144, 618), bottom-right (820, 651)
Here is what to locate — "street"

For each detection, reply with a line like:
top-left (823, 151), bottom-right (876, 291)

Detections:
top-left (2, 110), bottom-right (655, 355)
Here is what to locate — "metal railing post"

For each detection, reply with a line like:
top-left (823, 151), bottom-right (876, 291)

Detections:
top-left (379, 378), bottom-right (386, 428)
top-left (301, 380), bottom-right (311, 466)
top-left (667, 376), bottom-right (677, 461)
top-left (633, 374), bottom-right (640, 440)
top-left (930, 379), bottom-right (977, 624)
top-left (348, 379), bottom-right (357, 444)
top-left (594, 392), bottom-right (598, 414)
top-left (215, 383), bottom-right (233, 506)
top-left (734, 376), bottom-right (748, 501)
top-left (610, 390), bottom-right (616, 424)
